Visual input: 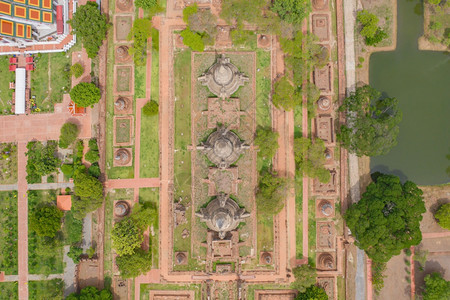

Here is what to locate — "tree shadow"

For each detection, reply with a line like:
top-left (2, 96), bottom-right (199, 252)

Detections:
top-left (370, 164), bottom-right (408, 183)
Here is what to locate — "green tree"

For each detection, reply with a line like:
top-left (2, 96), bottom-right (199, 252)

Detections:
top-left (422, 272), bottom-right (450, 300)
top-left (68, 2), bottom-right (108, 58)
top-left (66, 286), bottom-right (112, 300)
top-left (220, 0), bottom-right (267, 27)
top-left (183, 3), bottom-right (198, 23)
top-left (71, 63), bottom-right (84, 78)
top-left (337, 85), bottom-right (402, 157)
top-left (187, 7), bottom-right (217, 45)
top-left (428, 0), bottom-right (442, 6)
top-left (143, 100), bottom-right (159, 116)
top-left (357, 10), bottom-right (386, 46)
top-left (180, 28), bottom-right (205, 52)
top-left (256, 171), bottom-right (288, 215)
top-left (372, 261), bottom-right (387, 294)
top-left (254, 127), bottom-right (279, 160)
top-left (26, 141), bottom-right (61, 182)
top-left (70, 82), bottom-right (101, 108)
top-left (134, 0), bottom-right (157, 9)
top-left (291, 265), bottom-right (317, 292)
top-left (272, 75), bottom-right (301, 111)
top-left (88, 163), bottom-right (101, 178)
top-left (85, 149), bottom-right (99, 163)
top-left (294, 137), bottom-right (330, 183)
top-left (435, 203), bottom-right (450, 230)
top-left (111, 218), bottom-right (144, 256)
top-left (29, 205), bottom-right (63, 238)
top-left (59, 122), bottom-right (79, 148)
top-left (344, 173), bottom-right (425, 262)
top-left (67, 246), bottom-right (83, 264)
top-left (74, 171), bottom-right (103, 201)
top-left (295, 285), bottom-right (328, 300)
top-left (128, 18), bottom-right (152, 66)
top-left (64, 211), bottom-right (83, 244)
top-left (115, 248), bottom-right (152, 278)
top-left (271, 0), bottom-right (310, 25)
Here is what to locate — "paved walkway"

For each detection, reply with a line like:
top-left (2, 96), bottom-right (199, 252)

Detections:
top-left (63, 245), bottom-right (76, 297)
top-left (82, 213), bottom-right (93, 252)
top-left (0, 182), bottom-right (74, 191)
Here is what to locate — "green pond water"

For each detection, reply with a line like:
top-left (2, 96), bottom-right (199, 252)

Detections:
top-left (369, 0), bottom-right (450, 185)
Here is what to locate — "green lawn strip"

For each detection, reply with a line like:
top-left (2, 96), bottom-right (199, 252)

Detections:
top-left (28, 190), bottom-right (64, 275)
top-left (151, 41), bottom-right (159, 101)
top-left (308, 196), bottom-right (316, 266)
top-left (139, 187), bottom-right (160, 267)
top-left (295, 179), bottom-right (303, 259)
top-left (139, 111), bottom-right (159, 178)
top-left (257, 213), bottom-right (274, 252)
top-left (246, 284), bottom-right (291, 300)
top-left (30, 54), bottom-right (50, 112)
top-left (0, 282), bottom-right (18, 300)
top-left (337, 276), bottom-right (346, 300)
top-left (0, 191), bottom-right (18, 275)
top-left (0, 143), bottom-right (18, 184)
top-left (255, 49), bottom-right (271, 128)
top-left (115, 118), bottom-right (131, 144)
top-left (140, 283), bottom-right (201, 300)
top-left (28, 279), bottom-right (64, 300)
top-left (135, 65), bottom-right (146, 99)
top-left (0, 56), bottom-right (15, 114)
top-left (49, 52), bottom-right (71, 106)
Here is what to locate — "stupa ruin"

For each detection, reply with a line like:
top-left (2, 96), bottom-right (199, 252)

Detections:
top-left (195, 193), bottom-right (250, 239)
top-left (197, 126), bottom-right (249, 169)
top-left (198, 55), bottom-right (249, 99)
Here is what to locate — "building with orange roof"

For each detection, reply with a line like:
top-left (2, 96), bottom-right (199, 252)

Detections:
top-left (57, 194), bottom-right (72, 211)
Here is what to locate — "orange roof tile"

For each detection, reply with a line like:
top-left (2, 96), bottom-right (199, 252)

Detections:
top-left (57, 195), bottom-right (72, 211)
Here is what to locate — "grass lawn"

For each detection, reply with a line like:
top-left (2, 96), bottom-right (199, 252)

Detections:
top-left (151, 34), bottom-right (159, 102)
top-left (115, 118), bottom-right (132, 144)
top-left (0, 282), bottom-right (18, 300)
top-left (337, 276), bottom-right (346, 300)
top-left (140, 283), bottom-right (201, 300)
top-left (0, 191), bottom-right (18, 275)
top-left (308, 196), bottom-right (316, 266)
top-left (28, 279), bottom-right (63, 300)
top-left (256, 49), bottom-right (271, 128)
top-left (140, 187), bottom-right (159, 267)
top-left (257, 213), bottom-right (274, 252)
top-left (135, 65), bottom-right (146, 99)
top-left (30, 54), bottom-right (50, 111)
top-left (49, 53), bottom-right (71, 104)
top-left (139, 110), bottom-right (159, 178)
top-left (28, 190), bottom-right (64, 275)
top-left (0, 56), bottom-right (15, 115)
top-left (0, 143), bottom-right (17, 184)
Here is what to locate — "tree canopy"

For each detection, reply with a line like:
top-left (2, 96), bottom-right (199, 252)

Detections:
top-left (254, 127), bottom-right (279, 160)
top-left (111, 218), bottom-right (144, 256)
top-left (271, 0), bottom-right (310, 25)
top-left (256, 171), bottom-right (289, 216)
top-left (26, 141), bottom-right (61, 182)
top-left (29, 205), bottom-right (63, 238)
top-left (422, 272), bottom-right (450, 300)
top-left (66, 286), bottom-right (112, 300)
top-left (68, 2), bottom-right (108, 58)
top-left (435, 203), bottom-right (450, 230)
top-left (115, 248), bottom-right (152, 278)
top-left (143, 100), bottom-right (159, 116)
top-left (134, 0), bottom-right (157, 9)
top-left (73, 171), bottom-right (103, 202)
top-left (71, 63), bottom-right (84, 78)
top-left (127, 18), bottom-right (152, 66)
top-left (59, 122), bottom-right (79, 148)
top-left (295, 285), bottom-right (328, 300)
top-left (180, 28), bottom-right (205, 52)
top-left (272, 75), bottom-right (301, 111)
top-left (294, 137), bottom-right (330, 183)
top-left (70, 82), bottom-right (101, 108)
top-left (357, 10), bottom-right (387, 46)
top-left (344, 173), bottom-right (425, 262)
top-left (291, 265), bottom-right (317, 292)
top-left (338, 85), bottom-right (402, 157)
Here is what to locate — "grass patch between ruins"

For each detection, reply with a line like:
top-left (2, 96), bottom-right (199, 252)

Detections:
top-left (140, 187), bottom-right (160, 268)
top-left (0, 191), bottom-right (18, 275)
top-left (140, 283), bottom-right (202, 300)
top-left (0, 56), bottom-right (15, 114)
top-left (139, 109), bottom-right (159, 178)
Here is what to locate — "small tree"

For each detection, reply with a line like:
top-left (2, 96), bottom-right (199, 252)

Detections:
top-left (272, 76), bottom-right (301, 111)
top-left (68, 2), bottom-right (108, 58)
top-left (180, 28), bottom-right (205, 52)
top-left (115, 248), bottom-right (152, 278)
top-left (254, 127), bottom-right (279, 160)
top-left (73, 171), bottom-right (103, 201)
top-left (271, 0), bottom-right (310, 25)
top-left (67, 246), bottom-right (83, 264)
top-left (294, 137), bottom-right (330, 183)
top-left (134, 0), bottom-right (157, 9)
top-left (85, 149), bottom-right (99, 163)
top-left (188, 8), bottom-right (217, 44)
top-left (143, 100), bottom-right (159, 116)
top-left (70, 82), bottom-right (101, 108)
top-left (127, 18), bottom-right (152, 66)
top-left (291, 265), bottom-right (317, 292)
top-left (422, 272), bottom-right (450, 300)
top-left (256, 171), bottom-right (288, 216)
top-left (66, 286), bottom-right (112, 300)
top-left (29, 205), bottom-right (63, 238)
top-left (295, 285), bottom-right (328, 300)
top-left (111, 218), bottom-right (143, 256)
top-left (338, 85), bottom-right (402, 157)
top-left (59, 122), bottom-right (79, 148)
top-left (435, 203), bottom-right (450, 230)
top-left (357, 10), bottom-right (387, 46)
top-left (70, 63), bottom-right (84, 78)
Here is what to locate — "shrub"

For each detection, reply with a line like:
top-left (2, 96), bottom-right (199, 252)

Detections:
top-left (180, 28), bottom-right (205, 52)
top-left (67, 246), bottom-right (83, 264)
top-left (26, 141), bottom-right (61, 183)
top-left (357, 10), bottom-right (386, 46)
top-left (372, 261), bottom-right (387, 294)
top-left (435, 203), bottom-right (450, 230)
top-left (29, 205), bottom-right (64, 238)
top-left (291, 265), bottom-right (317, 292)
top-left (271, 0), bottom-right (310, 25)
top-left (85, 149), bottom-right (99, 163)
top-left (134, 0), bottom-right (157, 9)
top-left (70, 63), bottom-right (84, 78)
top-left (88, 163), bottom-right (101, 178)
top-left (295, 285), bottom-right (328, 300)
top-left (70, 82), bottom-right (101, 108)
top-left (143, 100), bottom-right (159, 116)
top-left (59, 122), bottom-right (79, 148)
top-left (422, 272), bottom-right (450, 300)
top-left (88, 138), bottom-right (98, 151)
top-left (66, 286), bottom-right (112, 300)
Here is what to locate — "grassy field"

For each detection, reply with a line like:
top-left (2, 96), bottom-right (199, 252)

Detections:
top-left (257, 214), bottom-right (274, 252)
top-left (256, 49), bottom-right (271, 128)
top-left (135, 65), bottom-right (146, 99)
top-left (0, 282), bottom-right (18, 300)
top-left (151, 32), bottom-right (159, 102)
top-left (115, 118), bottom-right (132, 144)
top-left (49, 53), bottom-right (71, 104)
top-left (308, 196), bottom-right (316, 266)
top-left (0, 56), bottom-right (15, 115)
top-left (28, 279), bottom-right (63, 300)
top-left (0, 143), bottom-right (17, 184)
top-left (30, 54), bottom-right (50, 111)
top-left (140, 284), bottom-right (201, 300)
top-left (139, 108), bottom-right (159, 178)
top-left (139, 187), bottom-right (160, 267)
top-left (0, 191), bottom-right (18, 275)
top-left (28, 190), bottom-right (64, 275)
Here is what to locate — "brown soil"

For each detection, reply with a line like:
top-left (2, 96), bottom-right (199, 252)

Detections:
top-left (419, 185), bottom-right (450, 234)
top-left (114, 15), bottom-right (133, 42)
top-left (374, 252), bottom-right (410, 300)
top-left (115, 66), bottom-right (133, 93)
top-left (77, 259), bottom-right (101, 290)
